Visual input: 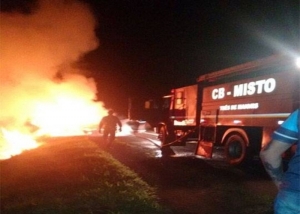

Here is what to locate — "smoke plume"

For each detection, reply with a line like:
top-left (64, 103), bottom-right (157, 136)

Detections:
top-left (0, 0), bottom-right (105, 158)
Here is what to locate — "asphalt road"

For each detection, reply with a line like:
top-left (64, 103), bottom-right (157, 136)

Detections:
top-left (89, 131), bottom-right (277, 214)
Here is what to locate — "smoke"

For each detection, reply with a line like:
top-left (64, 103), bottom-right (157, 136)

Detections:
top-left (0, 0), bottom-right (105, 156)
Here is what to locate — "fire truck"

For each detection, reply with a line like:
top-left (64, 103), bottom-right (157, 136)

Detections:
top-left (153, 54), bottom-right (300, 165)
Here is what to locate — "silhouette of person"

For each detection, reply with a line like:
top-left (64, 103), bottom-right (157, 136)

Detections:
top-left (99, 109), bottom-right (122, 147)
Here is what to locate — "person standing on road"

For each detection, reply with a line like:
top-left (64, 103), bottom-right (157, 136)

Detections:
top-left (99, 109), bottom-right (122, 147)
top-left (260, 109), bottom-right (300, 214)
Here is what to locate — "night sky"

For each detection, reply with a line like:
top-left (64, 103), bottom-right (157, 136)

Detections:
top-left (1, 0), bottom-right (299, 115)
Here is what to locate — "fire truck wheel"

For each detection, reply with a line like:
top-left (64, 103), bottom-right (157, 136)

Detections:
top-left (224, 134), bottom-right (247, 165)
top-left (158, 126), bottom-right (167, 145)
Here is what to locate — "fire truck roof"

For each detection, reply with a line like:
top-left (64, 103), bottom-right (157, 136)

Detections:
top-left (197, 54), bottom-right (291, 83)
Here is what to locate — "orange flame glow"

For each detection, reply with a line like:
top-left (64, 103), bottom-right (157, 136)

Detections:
top-left (0, 0), bottom-right (107, 159)
top-left (0, 129), bottom-right (40, 160)
top-left (0, 74), bottom-right (108, 159)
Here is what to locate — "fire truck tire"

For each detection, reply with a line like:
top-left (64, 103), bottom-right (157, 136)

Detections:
top-left (224, 134), bottom-right (247, 165)
top-left (158, 126), bottom-right (167, 145)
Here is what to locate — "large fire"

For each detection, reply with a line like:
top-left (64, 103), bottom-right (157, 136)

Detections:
top-left (0, 0), bottom-right (108, 159)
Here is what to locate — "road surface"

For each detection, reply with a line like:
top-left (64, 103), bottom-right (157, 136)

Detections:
top-left (89, 130), bottom-right (277, 214)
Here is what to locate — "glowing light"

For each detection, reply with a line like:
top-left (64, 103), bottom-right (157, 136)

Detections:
top-left (278, 120), bottom-right (284, 125)
top-left (296, 57), bottom-right (300, 68)
top-left (155, 150), bottom-right (162, 158)
top-left (0, 129), bottom-right (41, 159)
top-left (115, 121), bottom-right (133, 137)
top-left (233, 120), bottom-right (242, 124)
top-left (31, 89), bottom-right (106, 136)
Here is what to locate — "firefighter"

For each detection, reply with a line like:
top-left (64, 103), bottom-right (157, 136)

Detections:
top-left (99, 109), bottom-right (122, 147)
top-left (260, 109), bottom-right (299, 214)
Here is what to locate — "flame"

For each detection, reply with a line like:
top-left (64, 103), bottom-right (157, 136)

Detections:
top-left (0, 75), bottom-right (108, 159)
top-left (29, 75), bottom-right (107, 137)
top-left (0, 0), bottom-right (108, 159)
top-left (32, 97), bottom-right (102, 136)
top-left (0, 129), bottom-right (40, 160)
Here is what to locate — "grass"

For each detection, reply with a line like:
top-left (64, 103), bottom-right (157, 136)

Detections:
top-left (0, 137), bottom-right (168, 214)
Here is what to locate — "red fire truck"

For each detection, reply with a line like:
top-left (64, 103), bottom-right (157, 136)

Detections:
top-left (155, 54), bottom-right (300, 165)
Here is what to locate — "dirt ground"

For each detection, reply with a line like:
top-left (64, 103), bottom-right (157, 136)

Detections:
top-left (90, 135), bottom-right (277, 214)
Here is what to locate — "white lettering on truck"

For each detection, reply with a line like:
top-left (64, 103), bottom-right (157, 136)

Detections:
top-left (211, 78), bottom-right (276, 100)
top-left (219, 103), bottom-right (259, 111)
top-left (212, 88), bottom-right (225, 99)
top-left (233, 78), bottom-right (276, 97)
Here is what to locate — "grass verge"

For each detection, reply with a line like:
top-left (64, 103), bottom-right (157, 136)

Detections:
top-left (1, 137), bottom-right (168, 214)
